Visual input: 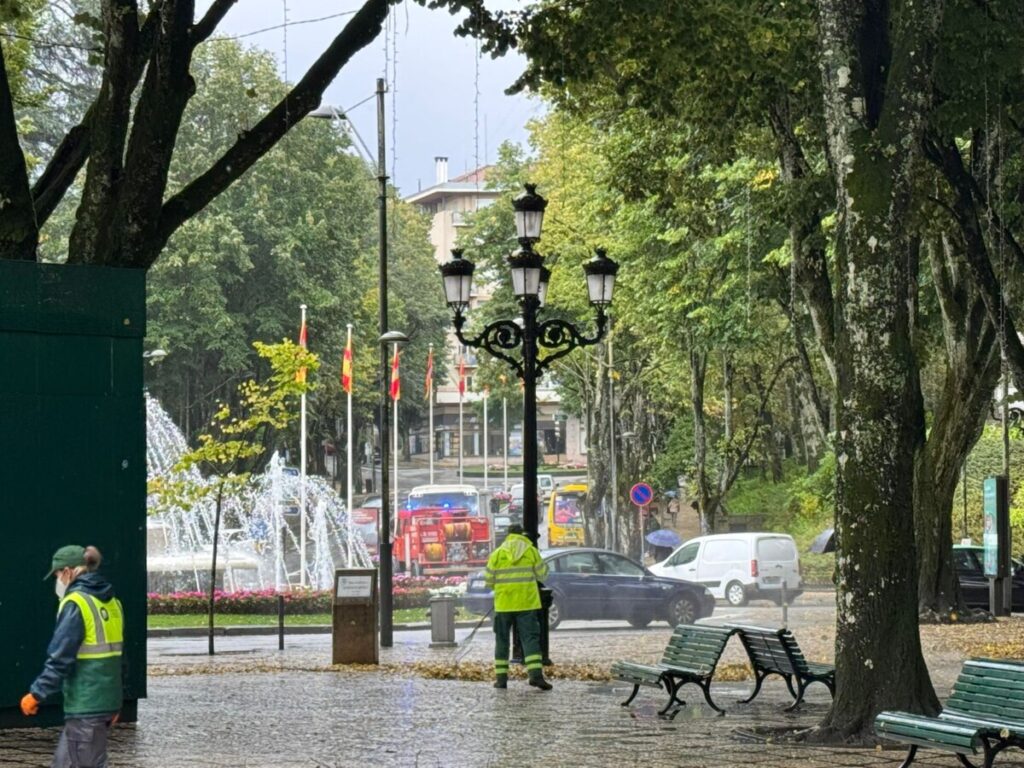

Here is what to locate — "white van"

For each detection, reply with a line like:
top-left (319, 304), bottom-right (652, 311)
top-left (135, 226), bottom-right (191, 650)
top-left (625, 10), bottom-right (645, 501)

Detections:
top-left (649, 532), bottom-right (802, 607)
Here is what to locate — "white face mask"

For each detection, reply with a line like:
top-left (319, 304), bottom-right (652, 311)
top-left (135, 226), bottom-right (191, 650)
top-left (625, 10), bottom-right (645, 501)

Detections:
top-left (55, 577), bottom-right (68, 600)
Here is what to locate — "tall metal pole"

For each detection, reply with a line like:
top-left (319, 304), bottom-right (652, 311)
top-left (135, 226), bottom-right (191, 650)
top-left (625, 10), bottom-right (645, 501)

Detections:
top-left (376, 78), bottom-right (393, 647)
top-left (607, 328), bottom-right (617, 553)
top-left (961, 459), bottom-right (968, 541)
top-left (503, 394), bottom-right (508, 489)
top-left (393, 343), bottom-right (400, 539)
top-left (522, 294), bottom-right (540, 543)
top-left (459, 369), bottom-right (465, 484)
top-left (299, 303), bottom-right (308, 586)
top-left (428, 343), bottom-right (434, 485)
top-left (346, 323), bottom-right (354, 567)
top-left (1001, 369), bottom-right (1012, 614)
top-left (483, 389), bottom-right (489, 489)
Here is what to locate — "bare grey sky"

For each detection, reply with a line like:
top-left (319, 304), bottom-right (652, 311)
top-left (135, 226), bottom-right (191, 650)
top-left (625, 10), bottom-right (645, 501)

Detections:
top-left (209, 1), bottom-right (541, 194)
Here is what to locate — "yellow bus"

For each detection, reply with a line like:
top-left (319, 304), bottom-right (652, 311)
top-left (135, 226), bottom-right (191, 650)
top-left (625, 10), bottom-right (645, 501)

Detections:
top-left (546, 483), bottom-right (587, 547)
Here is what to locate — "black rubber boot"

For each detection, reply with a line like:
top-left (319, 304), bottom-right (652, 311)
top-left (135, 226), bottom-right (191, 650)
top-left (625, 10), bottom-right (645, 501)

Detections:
top-left (493, 675), bottom-right (508, 689)
top-left (528, 673), bottom-right (552, 691)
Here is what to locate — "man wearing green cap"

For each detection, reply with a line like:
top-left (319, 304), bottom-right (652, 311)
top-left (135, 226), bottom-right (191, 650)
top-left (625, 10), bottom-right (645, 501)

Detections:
top-left (21, 545), bottom-right (123, 768)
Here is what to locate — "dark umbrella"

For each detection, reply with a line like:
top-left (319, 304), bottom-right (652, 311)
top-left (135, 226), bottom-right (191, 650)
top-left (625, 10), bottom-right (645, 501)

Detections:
top-left (645, 529), bottom-right (683, 548)
top-left (810, 527), bottom-right (835, 554)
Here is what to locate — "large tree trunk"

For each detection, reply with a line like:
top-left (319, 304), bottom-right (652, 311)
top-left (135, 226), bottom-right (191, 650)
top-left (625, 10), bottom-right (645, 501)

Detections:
top-left (915, 238), bottom-right (1001, 616)
top-left (0, 41), bottom-right (38, 260)
top-left (813, 0), bottom-right (945, 739)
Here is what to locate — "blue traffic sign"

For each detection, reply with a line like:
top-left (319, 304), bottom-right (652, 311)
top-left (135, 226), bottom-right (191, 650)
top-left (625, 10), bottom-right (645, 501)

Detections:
top-left (630, 482), bottom-right (653, 507)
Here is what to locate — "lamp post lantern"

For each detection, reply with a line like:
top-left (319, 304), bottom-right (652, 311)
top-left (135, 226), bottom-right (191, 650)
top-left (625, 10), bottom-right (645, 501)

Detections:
top-left (439, 184), bottom-right (619, 543)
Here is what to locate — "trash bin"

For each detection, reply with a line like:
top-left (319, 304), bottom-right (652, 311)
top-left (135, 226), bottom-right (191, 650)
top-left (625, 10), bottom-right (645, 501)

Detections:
top-left (429, 595), bottom-right (457, 648)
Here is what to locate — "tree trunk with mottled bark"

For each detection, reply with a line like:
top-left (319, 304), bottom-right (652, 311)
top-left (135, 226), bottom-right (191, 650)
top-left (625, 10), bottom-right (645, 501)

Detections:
top-left (813, 0), bottom-right (945, 739)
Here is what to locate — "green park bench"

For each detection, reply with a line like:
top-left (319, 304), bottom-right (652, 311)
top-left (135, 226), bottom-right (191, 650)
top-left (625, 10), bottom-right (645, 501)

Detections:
top-left (875, 658), bottom-right (1024, 768)
top-left (727, 624), bottom-right (835, 711)
top-left (611, 624), bottom-right (735, 718)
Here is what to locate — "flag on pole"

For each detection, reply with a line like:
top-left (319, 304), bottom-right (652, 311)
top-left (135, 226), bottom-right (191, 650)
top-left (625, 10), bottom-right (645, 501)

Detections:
top-left (390, 347), bottom-right (401, 401)
top-left (424, 348), bottom-right (434, 400)
top-left (296, 319), bottom-right (308, 383)
top-left (458, 355), bottom-right (466, 396)
top-left (341, 336), bottom-right (353, 394)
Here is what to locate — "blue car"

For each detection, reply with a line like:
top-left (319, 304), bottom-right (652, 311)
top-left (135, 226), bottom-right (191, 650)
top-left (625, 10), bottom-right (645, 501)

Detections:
top-left (462, 547), bottom-right (715, 629)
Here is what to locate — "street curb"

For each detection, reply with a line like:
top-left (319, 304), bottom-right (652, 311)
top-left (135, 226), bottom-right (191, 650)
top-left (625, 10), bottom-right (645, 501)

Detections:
top-left (146, 620), bottom-right (483, 638)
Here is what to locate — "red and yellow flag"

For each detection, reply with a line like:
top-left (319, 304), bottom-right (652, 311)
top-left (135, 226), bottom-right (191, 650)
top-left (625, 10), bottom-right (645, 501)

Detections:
top-left (390, 348), bottom-right (401, 401)
top-left (424, 348), bottom-right (434, 400)
top-left (296, 320), bottom-right (308, 383)
top-left (341, 336), bottom-right (353, 394)
top-left (457, 355), bottom-right (466, 397)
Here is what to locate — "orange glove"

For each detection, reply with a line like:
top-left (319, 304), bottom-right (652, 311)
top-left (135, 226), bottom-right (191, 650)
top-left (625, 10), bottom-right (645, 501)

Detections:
top-left (110, 713), bottom-right (120, 726)
top-left (20, 693), bottom-right (39, 716)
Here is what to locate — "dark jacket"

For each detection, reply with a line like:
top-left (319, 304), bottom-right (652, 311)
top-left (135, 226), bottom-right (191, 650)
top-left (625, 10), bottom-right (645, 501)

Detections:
top-left (30, 572), bottom-right (120, 716)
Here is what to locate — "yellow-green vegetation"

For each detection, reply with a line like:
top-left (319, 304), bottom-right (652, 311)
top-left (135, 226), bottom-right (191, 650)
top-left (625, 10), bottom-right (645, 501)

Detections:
top-left (725, 455), bottom-right (836, 586)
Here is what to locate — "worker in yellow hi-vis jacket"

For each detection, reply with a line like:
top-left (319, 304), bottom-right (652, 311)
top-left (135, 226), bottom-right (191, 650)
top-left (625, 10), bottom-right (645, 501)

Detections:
top-left (484, 525), bottom-right (552, 690)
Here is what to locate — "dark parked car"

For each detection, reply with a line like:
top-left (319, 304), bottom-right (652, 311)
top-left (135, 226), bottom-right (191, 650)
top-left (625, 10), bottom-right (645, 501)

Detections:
top-left (462, 547), bottom-right (715, 629)
top-left (954, 545), bottom-right (1024, 611)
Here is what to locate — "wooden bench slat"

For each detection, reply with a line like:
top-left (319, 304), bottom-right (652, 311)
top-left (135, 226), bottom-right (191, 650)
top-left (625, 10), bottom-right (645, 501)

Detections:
top-left (874, 659), bottom-right (1024, 766)
top-left (940, 711), bottom-right (1024, 735)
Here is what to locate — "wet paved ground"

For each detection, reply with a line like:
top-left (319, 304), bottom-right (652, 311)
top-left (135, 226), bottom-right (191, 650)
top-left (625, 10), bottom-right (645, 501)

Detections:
top-left (3, 601), bottom-right (1021, 767)
top-left (0, 675), bottom-right (973, 768)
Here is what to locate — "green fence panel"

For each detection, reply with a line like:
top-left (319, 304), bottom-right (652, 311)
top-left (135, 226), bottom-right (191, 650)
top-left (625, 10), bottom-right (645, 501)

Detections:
top-left (0, 261), bottom-right (147, 729)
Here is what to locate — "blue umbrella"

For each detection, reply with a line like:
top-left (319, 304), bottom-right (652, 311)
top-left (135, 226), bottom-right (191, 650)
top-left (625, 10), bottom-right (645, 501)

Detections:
top-left (645, 529), bottom-right (682, 548)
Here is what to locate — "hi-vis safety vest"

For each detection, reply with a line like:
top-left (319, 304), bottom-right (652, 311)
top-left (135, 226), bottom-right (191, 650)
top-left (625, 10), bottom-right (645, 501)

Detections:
top-left (58, 592), bottom-right (124, 716)
top-left (484, 533), bottom-right (549, 613)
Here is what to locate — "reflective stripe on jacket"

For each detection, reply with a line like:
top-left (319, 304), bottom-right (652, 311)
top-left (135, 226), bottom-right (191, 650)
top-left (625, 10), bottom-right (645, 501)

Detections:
top-left (57, 592), bottom-right (124, 717)
top-left (484, 533), bottom-right (549, 613)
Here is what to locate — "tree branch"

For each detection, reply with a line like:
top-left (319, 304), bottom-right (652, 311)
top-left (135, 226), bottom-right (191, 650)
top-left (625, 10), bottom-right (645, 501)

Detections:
top-left (155, 0), bottom-right (393, 263)
top-left (32, 4), bottom-right (161, 228)
top-left (927, 134), bottom-right (1024, 395)
top-left (191, 0), bottom-right (237, 44)
top-left (0, 40), bottom-right (38, 260)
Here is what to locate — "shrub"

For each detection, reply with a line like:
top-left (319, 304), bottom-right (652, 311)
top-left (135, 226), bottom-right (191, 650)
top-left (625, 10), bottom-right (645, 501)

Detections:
top-left (148, 575), bottom-right (466, 614)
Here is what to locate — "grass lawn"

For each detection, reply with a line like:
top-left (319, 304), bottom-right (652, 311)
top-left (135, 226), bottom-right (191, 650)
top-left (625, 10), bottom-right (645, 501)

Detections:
top-left (147, 607), bottom-right (485, 629)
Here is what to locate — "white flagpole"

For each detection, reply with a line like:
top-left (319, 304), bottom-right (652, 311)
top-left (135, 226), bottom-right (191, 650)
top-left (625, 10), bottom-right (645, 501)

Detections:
top-left (503, 394), bottom-right (508, 489)
top-left (428, 343), bottom-right (434, 485)
top-left (393, 342), bottom-right (400, 535)
top-left (299, 303), bottom-right (308, 587)
top-left (346, 323), bottom-right (354, 568)
top-left (483, 389), bottom-right (489, 490)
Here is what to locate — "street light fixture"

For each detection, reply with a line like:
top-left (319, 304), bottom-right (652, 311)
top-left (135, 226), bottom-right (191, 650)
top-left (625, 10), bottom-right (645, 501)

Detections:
top-left (439, 183), bottom-right (619, 544)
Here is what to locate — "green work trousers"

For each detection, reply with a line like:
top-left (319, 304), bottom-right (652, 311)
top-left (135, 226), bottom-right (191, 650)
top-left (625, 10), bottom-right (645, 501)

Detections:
top-left (493, 610), bottom-right (543, 679)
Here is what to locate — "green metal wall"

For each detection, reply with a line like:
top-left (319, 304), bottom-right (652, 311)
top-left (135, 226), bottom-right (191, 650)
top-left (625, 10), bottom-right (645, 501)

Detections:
top-left (0, 261), bottom-right (147, 728)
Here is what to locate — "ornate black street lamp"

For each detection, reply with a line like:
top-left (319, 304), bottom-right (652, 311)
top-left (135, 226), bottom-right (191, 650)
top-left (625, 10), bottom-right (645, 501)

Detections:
top-left (438, 184), bottom-right (619, 542)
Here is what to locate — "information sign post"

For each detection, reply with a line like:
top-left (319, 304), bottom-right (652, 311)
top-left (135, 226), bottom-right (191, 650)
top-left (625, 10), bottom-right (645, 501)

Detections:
top-left (983, 476), bottom-right (1010, 617)
top-left (332, 568), bottom-right (379, 664)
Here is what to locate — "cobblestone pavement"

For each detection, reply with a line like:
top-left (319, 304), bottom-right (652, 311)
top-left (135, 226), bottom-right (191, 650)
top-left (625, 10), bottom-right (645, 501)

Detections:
top-left (3, 603), bottom-right (1021, 767)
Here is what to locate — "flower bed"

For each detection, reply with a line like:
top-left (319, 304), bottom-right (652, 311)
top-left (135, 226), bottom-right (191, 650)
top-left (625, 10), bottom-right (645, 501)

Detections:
top-left (148, 575), bottom-right (466, 614)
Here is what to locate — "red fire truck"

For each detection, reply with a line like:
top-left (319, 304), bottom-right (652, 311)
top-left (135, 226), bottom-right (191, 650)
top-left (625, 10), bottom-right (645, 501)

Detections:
top-left (394, 484), bottom-right (492, 574)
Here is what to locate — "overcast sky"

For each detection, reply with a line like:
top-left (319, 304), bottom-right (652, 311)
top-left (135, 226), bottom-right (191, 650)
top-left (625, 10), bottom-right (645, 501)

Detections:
top-left (209, 1), bottom-right (541, 195)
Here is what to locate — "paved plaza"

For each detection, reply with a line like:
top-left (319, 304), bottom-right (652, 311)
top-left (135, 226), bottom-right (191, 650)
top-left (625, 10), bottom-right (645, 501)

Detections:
top-left (2, 604), bottom-right (1022, 767)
